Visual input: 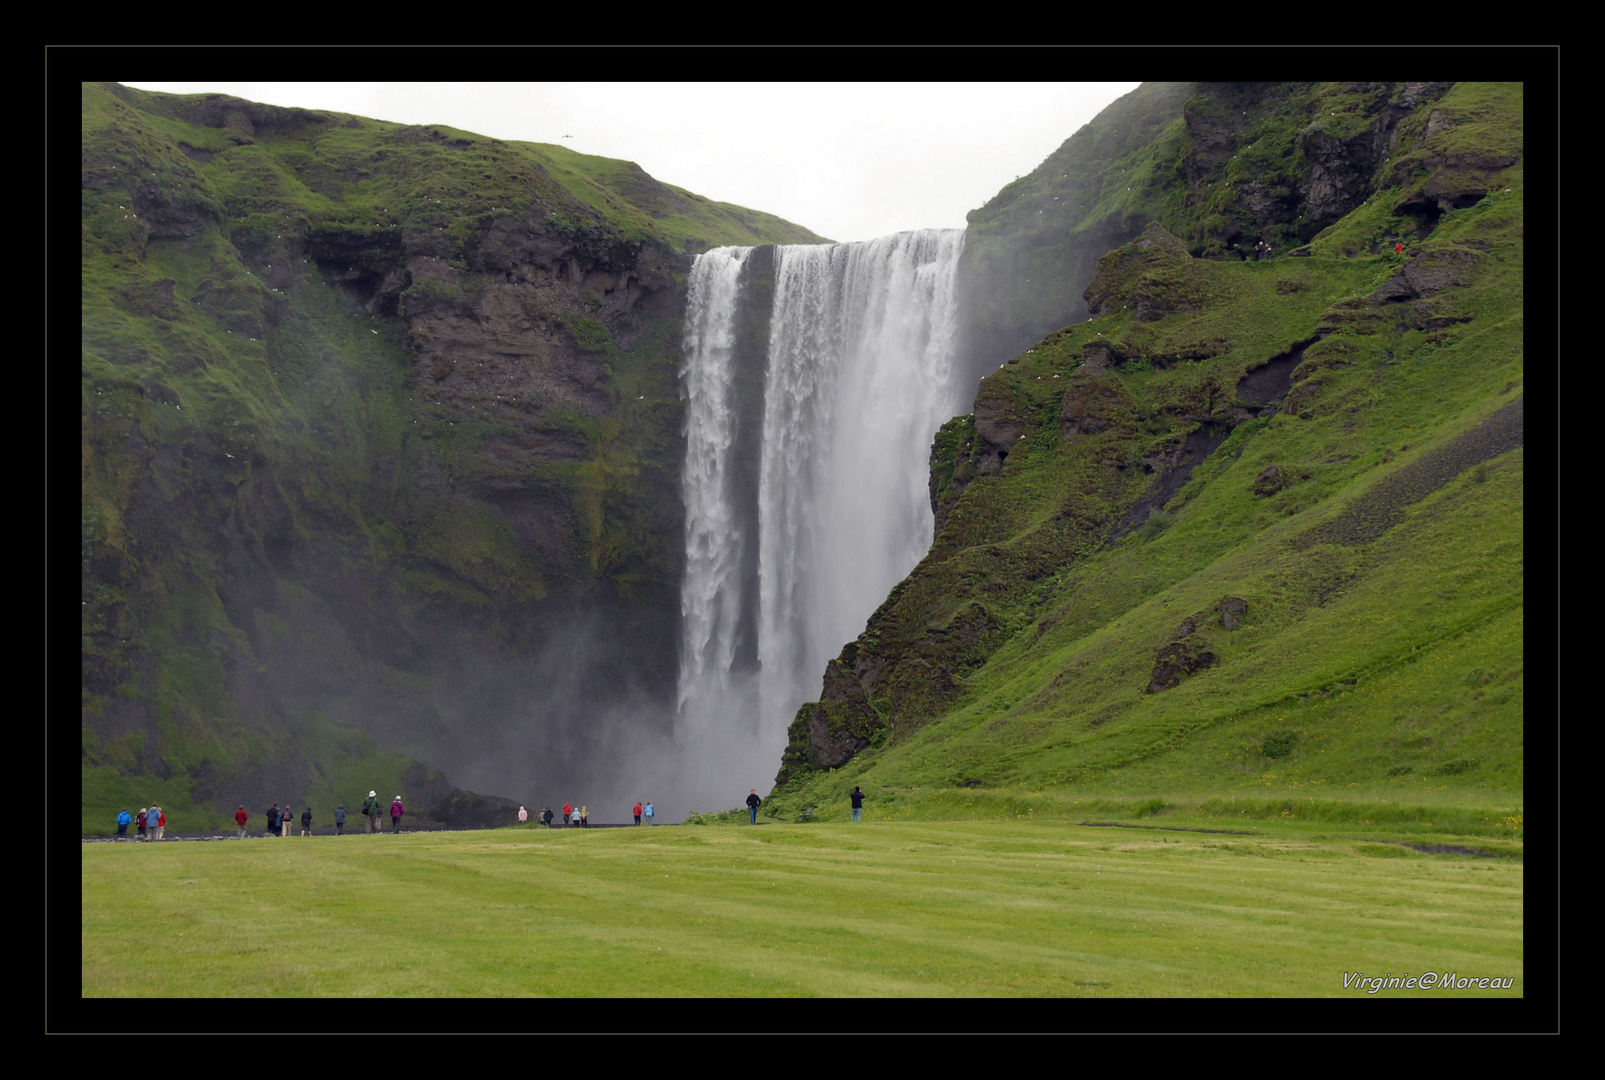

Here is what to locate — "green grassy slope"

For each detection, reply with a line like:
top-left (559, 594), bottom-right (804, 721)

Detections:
top-left (79, 82), bottom-right (826, 834)
top-left (773, 82), bottom-right (1524, 837)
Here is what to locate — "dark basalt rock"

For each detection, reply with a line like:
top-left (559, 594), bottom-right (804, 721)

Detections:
top-left (1060, 367), bottom-right (1133, 438)
top-left (1147, 639), bottom-right (1218, 693)
top-left (1219, 596), bottom-right (1248, 630)
top-left (1146, 596), bottom-right (1247, 691)
top-left (1253, 465), bottom-right (1286, 496)
top-left (1369, 248), bottom-right (1483, 303)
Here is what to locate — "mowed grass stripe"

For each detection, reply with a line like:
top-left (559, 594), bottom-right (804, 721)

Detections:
top-left (83, 822), bottom-right (1521, 997)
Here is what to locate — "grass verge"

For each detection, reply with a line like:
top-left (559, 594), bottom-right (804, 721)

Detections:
top-left (82, 819), bottom-right (1522, 999)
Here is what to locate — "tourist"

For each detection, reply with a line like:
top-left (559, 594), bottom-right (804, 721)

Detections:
top-left (153, 805), bottom-right (165, 841)
top-left (644, 801), bottom-right (654, 825)
top-left (234, 805), bottom-right (249, 839)
top-left (117, 809), bottom-right (131, 838)
top-left (364, 791), bottom-right (381, 833)
top-left (335, 803), bottom-right (347, 835)
top-left (136, 807), bottom-right (148, 841)
top-left (518, 805), bottom-right (528, 824)
top-left (301, 806), bottom-right (313, 836)
top-left (850, 785), bottom-right (865, 823)
top-left (571, 805), bottom-right (582, 827)
top-left (633, 801), bottom-right (642, 826)
top-left (581, 805), bottom-right (588, 828)
top-left (562, 801), bottom-right (572, 826)
top-left (747, 789), bottom-right (761, 825)
top-left (282, 799), bottom-right (293, 837)
top-left (390, 795), bottom-right (405, 833)
top-left (267, 804), bottom-right (281, 837)
top-left (541, 806), bottom-right (553, 827)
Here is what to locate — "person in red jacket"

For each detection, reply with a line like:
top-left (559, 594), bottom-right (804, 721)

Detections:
top-left (562, 801), bottom-right (572, 827)
top-left (234, 805), bottom-right (249, 839)
top-left (633, 801), bottom-right (643, 825)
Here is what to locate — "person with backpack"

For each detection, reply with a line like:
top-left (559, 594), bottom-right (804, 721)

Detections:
top-left (363, 791), bottom-right (381, 834)
top-left (390, 796), bottom-right (405, 833)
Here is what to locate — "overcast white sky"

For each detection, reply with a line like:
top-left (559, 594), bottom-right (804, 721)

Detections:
top-left (119, 82), bottom-right (1140, 244)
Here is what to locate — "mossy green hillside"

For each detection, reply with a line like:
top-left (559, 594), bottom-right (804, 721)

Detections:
top-left (956, 81), bottom-right (1497, 375)
top-left (775, 85), bottom-right (1522, 835)
top-left (80, 81), bottom-right (826, 830)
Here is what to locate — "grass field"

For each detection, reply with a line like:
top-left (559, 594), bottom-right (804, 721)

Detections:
top-left (81, 819), bottom-right (1522, 1000)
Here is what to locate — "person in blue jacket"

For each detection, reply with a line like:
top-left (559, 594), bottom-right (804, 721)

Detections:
top-left (116, 809), bottom-right (131, 837)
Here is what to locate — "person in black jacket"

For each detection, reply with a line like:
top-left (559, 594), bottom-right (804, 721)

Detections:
top-left (266, 804), bottom-right (281, 837)
top-left (850, 786), bottom-right (865, 823)
top-left (746, 789), bottom-right (761, 825)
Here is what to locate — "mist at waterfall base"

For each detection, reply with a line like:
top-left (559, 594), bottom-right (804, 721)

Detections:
top-left (385, 231), bottom-right (971, 823)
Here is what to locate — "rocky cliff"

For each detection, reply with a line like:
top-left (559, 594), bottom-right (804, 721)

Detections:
top-left (954, 81), bottom-right (1473, 387)
top-left (79, 82), bottom-right (825, 829)
top-left (775, 81), bottom-right (1525, 798)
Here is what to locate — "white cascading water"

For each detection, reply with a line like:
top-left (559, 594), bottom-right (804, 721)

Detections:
top-left (679, 245), bottom-right (756, 706)
top-left (677, 230), bottom-right (966, 809)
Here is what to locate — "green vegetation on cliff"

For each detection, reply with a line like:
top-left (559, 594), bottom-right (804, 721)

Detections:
top-left (956, 81), bottom-right (1489, 376)
top-left (774, 82), bottom-right (1523, 839)
top-left (79, 81), bottom-right (826, 832)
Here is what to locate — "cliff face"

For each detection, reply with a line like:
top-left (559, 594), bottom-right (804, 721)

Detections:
top-left (79, 82), bottom-right (825, 827)
top-left (776, 81), bottom-right (1525, 795)
top-left (953, 81), bottom-right (1465, 389)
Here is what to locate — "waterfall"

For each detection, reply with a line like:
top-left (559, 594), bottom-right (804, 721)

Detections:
top-left (677, 230), bottom-right (967, 803)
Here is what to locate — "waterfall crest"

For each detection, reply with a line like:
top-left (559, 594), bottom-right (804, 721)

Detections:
top-left (678, 230), bottom-right (966, 802)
